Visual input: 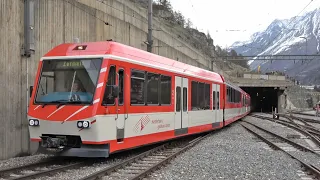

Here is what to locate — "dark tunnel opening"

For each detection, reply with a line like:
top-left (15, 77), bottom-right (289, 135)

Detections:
top-left (241, 87), bottom-right (280, 113)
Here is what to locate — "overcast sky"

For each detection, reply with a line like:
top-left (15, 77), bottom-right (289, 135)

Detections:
top-left (169, 0), bottom-right (320, 47)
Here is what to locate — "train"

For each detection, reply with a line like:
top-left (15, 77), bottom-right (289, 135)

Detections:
top-left (27, 41), bottom-right (251, 158)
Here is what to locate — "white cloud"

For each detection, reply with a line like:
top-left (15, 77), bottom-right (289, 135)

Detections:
top-left (169, 0), bottom-right (320, 47)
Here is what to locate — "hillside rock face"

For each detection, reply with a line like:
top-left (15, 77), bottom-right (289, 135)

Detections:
top-left (231, 8), bottom-right (320, 85)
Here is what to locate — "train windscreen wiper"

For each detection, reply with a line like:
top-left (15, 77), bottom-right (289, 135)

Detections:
top-left (41, 100), bottom-right (90, 108)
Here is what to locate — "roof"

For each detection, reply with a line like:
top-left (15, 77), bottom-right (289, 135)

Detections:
top-left (43, 41), bottom-right (224, 84)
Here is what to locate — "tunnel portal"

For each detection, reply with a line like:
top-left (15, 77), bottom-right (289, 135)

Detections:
top-left (241, 87), bottom-right (282, 113)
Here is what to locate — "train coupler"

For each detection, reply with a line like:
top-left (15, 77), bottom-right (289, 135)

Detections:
top-left (40, 136), bottom-right (67, 149)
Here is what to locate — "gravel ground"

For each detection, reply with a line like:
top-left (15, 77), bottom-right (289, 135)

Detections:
top-left (0, 154), bottom-right (52, 170)
top-left (32, 146), bottom-right (153, 180)
top-left (293, 113), bottom-right (320, 121)
top-left (147, 120), bottom-right (304, 180)
top-left (245, 115), bottom-right (320, 169)
top-left (246, 114), bottom-right (316, 149)
top-left (291, 113), bottom-right (320, 129)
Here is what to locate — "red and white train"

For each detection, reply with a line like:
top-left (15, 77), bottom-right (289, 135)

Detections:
top-left (27, 41), bottom-right (251, 157)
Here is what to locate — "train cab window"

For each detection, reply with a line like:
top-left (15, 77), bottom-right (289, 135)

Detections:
top-left (160, 75), bottom-right (171, 105)
top-left (212, 90), bottom-right (216, 110)
top-left (183, 87), bottom-right (187, 111)
top-left (146, 73), bottom-right (159, 105)
top-left (103, 65), bottom-right (116, 105)
top-left (176, 87), bottom-right (181, 112)
top-left (118, 69), bottom-right (124, 105)
top-left (131, 70), bottom-right (145, 105)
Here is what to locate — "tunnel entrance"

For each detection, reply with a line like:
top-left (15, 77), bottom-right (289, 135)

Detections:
top-left (241, 87), bottom-right (281, 113)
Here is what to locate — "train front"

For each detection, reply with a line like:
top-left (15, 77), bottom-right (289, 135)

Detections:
top-left (27, 54), bottom-right (110, 157)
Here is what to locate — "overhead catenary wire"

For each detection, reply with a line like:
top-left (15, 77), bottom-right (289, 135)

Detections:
top-left (238, 0), bottom-right (314, 71)
top-left (256, 0), bottom-right (314, 55)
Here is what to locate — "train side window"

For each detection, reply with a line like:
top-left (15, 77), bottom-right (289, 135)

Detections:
top-left (183, 87), bottom-right (187, 111)
top-left (118, 69), bottom-right (124, 105)
top-left (160, 75), bottom-right (171, 105)
top-left (176, 87), bottom-right (181, 112)
top-left (212, 90), bottom-right (216, 110)
top-left (131, 70), bottom-right (145, 105)
top-left (102, 65), bottom-right (116, 105)
top-left (198, 83), bottom-right (205, 109)
top-left (146, 73), bottom-right (160, 105)
top-left (204, 84), bottom-right (210, 110)
top-left (217, 92), bottom-right (220, 110)
top-left (191, 81), bottom-right (198, 110)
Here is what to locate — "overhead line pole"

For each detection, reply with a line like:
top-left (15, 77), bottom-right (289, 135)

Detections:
top-left (147, 0), bottom-right (153, 53)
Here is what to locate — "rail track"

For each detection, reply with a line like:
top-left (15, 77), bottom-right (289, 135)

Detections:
top-left (241, 120), bottom-right (320, 179)
top-left (250, 114), bottom-right (320, 147)
top-left (0, 157), bottom-right (94, 180)
top-left (80, 133), bottom-right (212, 180)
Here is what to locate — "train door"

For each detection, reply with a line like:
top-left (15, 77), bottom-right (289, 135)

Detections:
top-left (216, 84), bottom-right (222, 124)
top-left (174, 76), bottom-right (188, 136)
top-left (102, 65), bottom-right (125, 142)
top-left (116, 67), bottom-right (126, 142)
top-left (212, 84), bottom-right (218, 127)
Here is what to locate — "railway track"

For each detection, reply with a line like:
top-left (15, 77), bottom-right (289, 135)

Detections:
top-left (0, 157), bottom-right (94, 180)
top-left (250, 114), bottom-right (320, 147)
top-left (80, 133), bottom-right (212, 180)
top-left (241, 120), bottom-right (320, 179)
top-left (290, 113), bottom-right (320, 125)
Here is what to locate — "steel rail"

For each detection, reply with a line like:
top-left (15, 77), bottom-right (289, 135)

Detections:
top-left (250, 114), bottom-right (320, 147)
top-left (80, 133), bottom-right (211, 180)
top-left (242, 120), bottom-right (320, 156)
top-left (241, 122), bottom-right (320, 179)
top-left (0, 157), bottom-right (91, 180)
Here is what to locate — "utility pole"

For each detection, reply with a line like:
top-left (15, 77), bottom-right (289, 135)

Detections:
top-left (147, 0), bottom-right (153, 53)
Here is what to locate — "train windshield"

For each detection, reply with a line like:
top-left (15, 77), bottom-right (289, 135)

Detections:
top-left (35, 58), bottom-right (102, 104)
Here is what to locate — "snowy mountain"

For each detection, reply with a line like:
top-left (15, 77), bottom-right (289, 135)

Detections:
top-left (230, 8), bottom-right (320, 85)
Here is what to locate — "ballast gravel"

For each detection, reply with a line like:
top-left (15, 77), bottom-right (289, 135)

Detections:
top-left (246, 114), bottom-right (316, 149)
top-left (147, 118), bottom-right (303, 180)
top-left (0, 154), bottom-right (52, 170)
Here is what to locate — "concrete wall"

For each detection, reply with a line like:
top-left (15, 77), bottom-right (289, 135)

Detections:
top-left (243, 73), bottom-right (285, 81)
top-left (0, 0), bottom-right (216, 160)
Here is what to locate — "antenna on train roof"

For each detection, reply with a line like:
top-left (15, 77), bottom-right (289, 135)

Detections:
top-left (106, 39), bottom-right (114, 41)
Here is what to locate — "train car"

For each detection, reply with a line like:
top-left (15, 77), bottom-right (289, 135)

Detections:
top-left (27, 41), bottom-right (251, 158)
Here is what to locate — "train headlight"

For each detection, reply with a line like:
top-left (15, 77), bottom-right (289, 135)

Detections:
top-left (29, 119), bottom-right (35, 126)
top-left (29, 119), bottom-right (39, 126)
top-left (82, 121), bottom-right (90, 128)
top-left (77, 121), bottom-right (90, 129)
top-left (77, 121), bottom-right (83, 128)
top-left (34, 120), bottom-right (39, 126)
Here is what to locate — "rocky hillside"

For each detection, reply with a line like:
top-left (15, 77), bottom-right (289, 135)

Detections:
top-left (230, 8), bottom-right (320, 85)
top-left (131, 0), bottom-right (249, 77)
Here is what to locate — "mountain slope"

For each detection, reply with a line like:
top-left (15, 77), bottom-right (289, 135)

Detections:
top-left (230, 8), bottom-right (320, 85)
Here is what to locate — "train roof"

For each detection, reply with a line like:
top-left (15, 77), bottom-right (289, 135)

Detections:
top-left (43, 41), bottom-right (224, 84)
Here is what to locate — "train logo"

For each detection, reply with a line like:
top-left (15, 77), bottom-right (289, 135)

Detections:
top-left (134, 115), bottom-right (151, 133)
